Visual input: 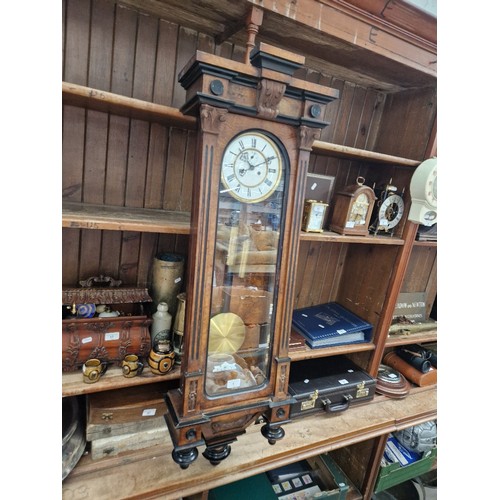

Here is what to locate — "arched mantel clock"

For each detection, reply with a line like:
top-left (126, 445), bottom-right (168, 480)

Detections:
top-left (163, 42), bottom-right (338, 468)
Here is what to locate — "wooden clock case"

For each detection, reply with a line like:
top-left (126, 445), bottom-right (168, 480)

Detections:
top-left (329, 182), bottom-right (376, 236)
top-left (163, 43), bottom-right (338, 468)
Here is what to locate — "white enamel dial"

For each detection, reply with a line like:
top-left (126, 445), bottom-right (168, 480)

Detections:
top-left (409, 157), bottom-right (437, 226)
top-left (378, 194), bottom-right (404, 229)
top-left (309, 204), bottom-right (326, 230)
top-left (221, 131), bottom-right (283, 203)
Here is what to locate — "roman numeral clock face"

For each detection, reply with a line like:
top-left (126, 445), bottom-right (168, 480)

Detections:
top-left (221, 131), bottom-right (283, 203)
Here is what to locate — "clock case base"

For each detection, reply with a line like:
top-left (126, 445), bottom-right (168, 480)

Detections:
top-left (164, 389), bottom-right (293, 468)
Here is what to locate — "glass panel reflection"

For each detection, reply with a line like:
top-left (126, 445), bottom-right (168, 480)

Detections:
top-left (206, 161), bottom-right (285, 397)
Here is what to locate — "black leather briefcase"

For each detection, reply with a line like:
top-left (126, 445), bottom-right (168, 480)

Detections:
top-left (288, 356), bottom-right (376, 419)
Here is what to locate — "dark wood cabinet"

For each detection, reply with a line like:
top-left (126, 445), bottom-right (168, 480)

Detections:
top-left (62, 1), bottom-right (437, 498)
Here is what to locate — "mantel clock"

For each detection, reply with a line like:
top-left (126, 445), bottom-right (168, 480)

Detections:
top-left (162, 43), bottom-right (337, 468)
top-left (329, 177), bottom-right (376, 236)
top-left (369, 180), bottom-right (405, 236)
top-left (302, 200), bottom-right (329, 232)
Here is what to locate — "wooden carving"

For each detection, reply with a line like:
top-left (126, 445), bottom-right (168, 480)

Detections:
top-left (188, 380), bottom-right (198, 412)
top-left (199, 104), bottom-right (228, 135)
top-left (256, 79), bottom-right (286, 119)
top-left (299, 125), bottom-right (321, 151)
top-left (62, 317), bottom-right (151, 371)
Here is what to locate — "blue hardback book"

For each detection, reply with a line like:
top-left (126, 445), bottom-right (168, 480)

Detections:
top-left (292, 302), bottom-right (372, 348)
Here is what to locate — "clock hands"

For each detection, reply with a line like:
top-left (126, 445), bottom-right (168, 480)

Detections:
top-left (249, 155), bottom-right (276, 170)
top-left (237, 151), bottom-right (266, 177)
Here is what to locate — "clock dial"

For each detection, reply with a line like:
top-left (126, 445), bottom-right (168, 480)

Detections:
top-left (309, 204), bottom-right (325, 231)
top-left (221, 132), bottom-right (283, 203)
top-left (379, 194), bottom-right (404, 229)
top-left (310, 206), bottom-right (325, 230)
top-left (347, 193), bottom-right (369, 226)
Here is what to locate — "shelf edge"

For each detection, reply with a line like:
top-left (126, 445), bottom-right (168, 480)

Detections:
top-left (311, 141), bottom-right (421, 166)
top-left (62, 82), bottom-right (198, 130)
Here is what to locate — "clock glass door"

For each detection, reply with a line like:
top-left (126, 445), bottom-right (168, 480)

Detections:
top-left (206, 130), bottom-right (287, 397)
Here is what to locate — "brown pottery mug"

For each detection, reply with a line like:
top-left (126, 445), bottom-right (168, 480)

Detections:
top-left (148, 343), bottom-right (175, 375)
top-left (82, 358), bottom-right (108, 384)
top-left (121, 354), bottom-right (144, 378)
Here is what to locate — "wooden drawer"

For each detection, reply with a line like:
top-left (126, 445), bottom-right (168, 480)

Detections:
top-left (86, 384), bottom-right (166, 441)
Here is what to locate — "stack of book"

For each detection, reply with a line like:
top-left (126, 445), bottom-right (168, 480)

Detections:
top-left (416, 223), bottom-right (437, 241)
top-left (291, 302), bottom-right (372, 349)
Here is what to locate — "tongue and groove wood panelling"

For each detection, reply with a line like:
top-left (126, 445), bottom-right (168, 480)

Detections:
top-left (62, 0), bottom-right (436, 304)
top-left (62, 0), bottom-right (200, 286)
top-left (62, 0), bottom-right (391, 290)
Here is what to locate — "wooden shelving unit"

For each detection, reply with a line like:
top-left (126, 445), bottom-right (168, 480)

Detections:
top-left (62, 201), bottom-right (191, 234)
top-left (299, 230), bottom-right (405, 245)
top-left (289, 341), bottom-right (376, 362)
top-left (61, 1), bottom-right (437, 498)
top-left (62, 82), bottom-right (197, 130)
top-left (62, 387), bottom-right (437, 500)
top-left (311, 141), bottom-right (420, 167)
top-left (385, 329), bottom-right (437, 348)
top-left (62, 365), bottom-right (181, 398)
top-left (414, 240), bottom-right (437, 247)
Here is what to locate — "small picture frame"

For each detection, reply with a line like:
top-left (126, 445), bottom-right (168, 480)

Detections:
top-left (304, 173), bottom-right (336, 205)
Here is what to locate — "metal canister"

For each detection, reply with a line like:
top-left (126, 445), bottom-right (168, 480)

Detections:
top-left (150, 253), bottom-right (185, 315)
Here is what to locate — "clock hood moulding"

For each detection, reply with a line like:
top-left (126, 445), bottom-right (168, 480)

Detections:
top-left (178, 44), bottom-right (339, 127)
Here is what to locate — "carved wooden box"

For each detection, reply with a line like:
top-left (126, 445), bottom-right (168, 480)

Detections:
top-left (62, 277), bottom-right (152, 372)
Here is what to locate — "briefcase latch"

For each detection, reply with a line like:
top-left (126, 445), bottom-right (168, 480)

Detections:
top-left (356, 381), bottom-right (369, 398)
top-left (301, 389), bottom-right (319, 411)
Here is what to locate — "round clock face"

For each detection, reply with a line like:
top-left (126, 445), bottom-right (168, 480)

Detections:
top-left (378, 194), bottom-right (404, 229)
top-left (221, 131), bottom-right (283, 203)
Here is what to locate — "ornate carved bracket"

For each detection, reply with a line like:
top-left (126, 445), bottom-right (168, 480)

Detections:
top-left (256, 79), bottom-right (286, 119)
top-left (199, 104), bottom-right (228, 135)
top-left (299, 125), bottom-right (322, 151)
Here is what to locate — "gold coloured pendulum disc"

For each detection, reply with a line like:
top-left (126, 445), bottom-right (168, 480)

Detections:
top-left (208, 312), bottom-right (246, 354)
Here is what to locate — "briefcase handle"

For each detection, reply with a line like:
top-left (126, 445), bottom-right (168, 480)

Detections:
top-left (321, 394), bottom-right (353, 414)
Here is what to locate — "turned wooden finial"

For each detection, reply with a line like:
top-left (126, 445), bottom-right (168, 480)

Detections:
top-left (244, 6), bottom-right (264, 64)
